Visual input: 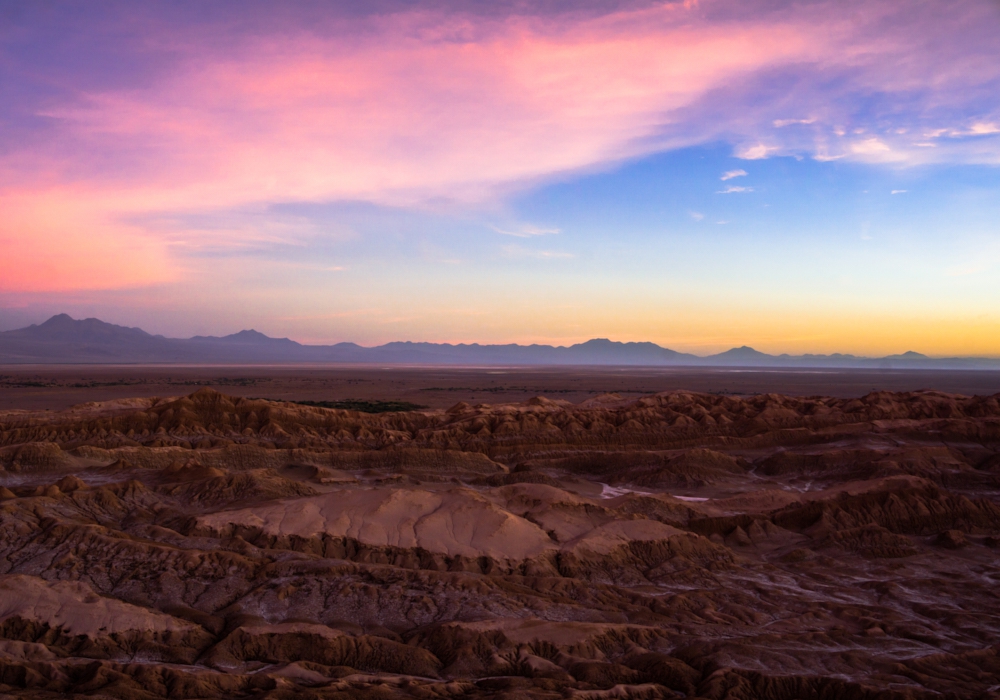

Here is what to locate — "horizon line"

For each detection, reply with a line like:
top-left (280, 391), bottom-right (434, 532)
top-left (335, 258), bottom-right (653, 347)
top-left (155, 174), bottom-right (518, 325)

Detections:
top-left (6, 313), bottom-right (1000, 362)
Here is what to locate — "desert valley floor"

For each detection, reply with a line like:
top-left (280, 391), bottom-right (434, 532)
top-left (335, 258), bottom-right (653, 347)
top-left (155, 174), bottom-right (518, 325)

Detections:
top-left (1, 367), bottom-right (999, 699)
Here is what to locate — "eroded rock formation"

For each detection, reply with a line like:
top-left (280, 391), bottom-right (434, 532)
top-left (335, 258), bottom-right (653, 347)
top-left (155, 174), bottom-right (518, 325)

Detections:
top-left (0, 388), bottom-right (999, 698)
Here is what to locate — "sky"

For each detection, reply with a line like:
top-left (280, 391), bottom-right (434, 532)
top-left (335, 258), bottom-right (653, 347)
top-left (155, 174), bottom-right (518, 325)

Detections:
top-left (1, 0), bottom-right (999, 356)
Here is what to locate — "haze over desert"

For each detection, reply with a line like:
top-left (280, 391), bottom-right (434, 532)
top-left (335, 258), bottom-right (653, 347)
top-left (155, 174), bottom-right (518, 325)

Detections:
top-left (2, 0), bottom-right (1000, 698)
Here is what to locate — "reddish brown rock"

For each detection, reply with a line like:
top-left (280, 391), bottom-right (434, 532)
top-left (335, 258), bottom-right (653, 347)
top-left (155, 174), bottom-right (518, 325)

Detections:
top-left (0, 387), bottom-right (998, 698)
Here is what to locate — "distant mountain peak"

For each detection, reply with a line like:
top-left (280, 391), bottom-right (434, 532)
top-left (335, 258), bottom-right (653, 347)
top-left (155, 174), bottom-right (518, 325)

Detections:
top-left (226, 330), bottom-right (270, 340)
top-left (574, 338), bottom-right (623, 349)
top-left (577, 338), bottom-right (658, 347)
top-left (39, 313), bottom-right (75, 326)
top-left (2, 314), bottom-right (995, 368)
top-left (882, 350), bottom-right (930, 360)
top-left (717, 345), bottom-right (768, 356)
top-left (23, 314), bottom-right (151, 340)
top-left (215, 329), bottom-right (299, 345)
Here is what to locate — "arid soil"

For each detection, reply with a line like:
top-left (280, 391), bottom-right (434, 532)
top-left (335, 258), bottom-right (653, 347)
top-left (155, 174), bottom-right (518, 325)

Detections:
top-left (5, 365), bottom-right (1000, 411)
top-left (1, 386), bottom-right (1000, 699)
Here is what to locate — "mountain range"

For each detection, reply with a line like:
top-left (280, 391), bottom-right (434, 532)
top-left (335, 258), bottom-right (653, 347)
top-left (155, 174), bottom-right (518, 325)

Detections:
top-left (1, 314), bottom-right (998, 368)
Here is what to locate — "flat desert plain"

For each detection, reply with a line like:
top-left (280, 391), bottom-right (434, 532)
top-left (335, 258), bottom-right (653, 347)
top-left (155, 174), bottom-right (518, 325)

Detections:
top-left (5, 364), bottom-right (1000, 410)
top-left (1, 368), bottom-right (1000, 698)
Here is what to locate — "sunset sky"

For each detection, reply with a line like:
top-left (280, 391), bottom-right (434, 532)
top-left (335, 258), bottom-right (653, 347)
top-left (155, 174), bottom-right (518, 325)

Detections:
top-left (1, 0), bottom-right (999, 355)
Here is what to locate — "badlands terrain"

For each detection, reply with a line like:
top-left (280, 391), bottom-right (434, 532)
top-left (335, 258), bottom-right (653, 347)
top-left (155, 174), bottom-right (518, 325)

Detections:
top-left (1, 382), bottom-right (1000, 698)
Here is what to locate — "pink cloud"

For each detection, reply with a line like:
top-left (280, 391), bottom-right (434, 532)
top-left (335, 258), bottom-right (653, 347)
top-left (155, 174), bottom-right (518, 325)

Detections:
top-left (2, 0), bottom-right (998, 292)
top-left (0, 190), bottom-right (175, 293)
top-left (25, 4), bottom-right (824, 207)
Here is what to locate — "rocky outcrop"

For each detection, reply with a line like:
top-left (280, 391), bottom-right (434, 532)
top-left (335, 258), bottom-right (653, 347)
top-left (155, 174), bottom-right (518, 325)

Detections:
top-left (0, 388), bottom-right (998, 697)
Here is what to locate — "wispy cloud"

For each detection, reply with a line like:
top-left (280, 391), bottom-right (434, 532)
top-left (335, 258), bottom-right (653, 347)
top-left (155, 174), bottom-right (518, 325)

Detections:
top-left (923, 122), bottom-right (1000, 139)
top-left (735, 144), bottom-right (778, 160)
top-left (717, 186), bottom-right (753, 194)
top-left (263, 261), bottom-right (347, 272)
top-left (773, 118), bottom-right (816, 127)
top-left (720, 169), bottom-right (748, 181)
top-left (491, 224), bottom-right (561, 238)
top-left (891, 189), bottom-right (907, 194)
top-left (851, 138), bottom-right (893, 156)
top-left (3, 0), bottom-right (1000, 292)
top-left (968, 122), bottom-right (1000, 136)
top-left (689, 211), bottom-right (705, 221)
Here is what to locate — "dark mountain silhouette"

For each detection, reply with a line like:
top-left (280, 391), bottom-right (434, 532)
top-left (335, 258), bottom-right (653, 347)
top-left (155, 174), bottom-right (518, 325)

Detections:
top-left (1, 315), bottom-right (997, 368)
top-left (0, 314), bottom-right (191, 363)
top-left (701, 345), bottom-right (772, 365)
